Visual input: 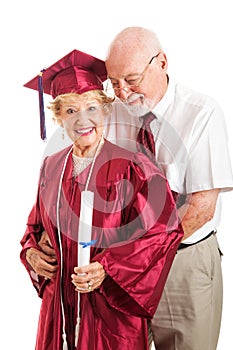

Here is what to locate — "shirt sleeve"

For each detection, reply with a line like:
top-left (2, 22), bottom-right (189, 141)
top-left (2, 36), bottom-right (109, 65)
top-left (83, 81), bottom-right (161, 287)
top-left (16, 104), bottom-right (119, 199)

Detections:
top-left (187, 104), bottom-right (233, 193)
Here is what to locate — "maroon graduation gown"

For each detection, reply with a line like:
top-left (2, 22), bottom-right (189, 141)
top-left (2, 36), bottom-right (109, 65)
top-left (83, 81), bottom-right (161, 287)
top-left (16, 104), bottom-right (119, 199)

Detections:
top-left (20, 140), bottom-right (183, 350)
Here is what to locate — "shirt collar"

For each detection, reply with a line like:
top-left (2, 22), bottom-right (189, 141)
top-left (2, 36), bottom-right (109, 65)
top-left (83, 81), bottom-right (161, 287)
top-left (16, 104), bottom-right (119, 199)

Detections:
top-left (152, 76), bottom-right (176, 121)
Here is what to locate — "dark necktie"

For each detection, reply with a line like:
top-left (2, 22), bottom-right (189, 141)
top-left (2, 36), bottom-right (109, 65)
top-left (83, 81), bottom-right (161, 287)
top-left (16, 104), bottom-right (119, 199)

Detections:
top-left (136, 112), bottom-right (156, 161)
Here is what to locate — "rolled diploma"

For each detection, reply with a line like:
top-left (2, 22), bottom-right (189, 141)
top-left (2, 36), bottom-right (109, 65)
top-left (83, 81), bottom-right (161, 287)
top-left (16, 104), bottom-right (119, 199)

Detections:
top-left (78, 190), bottom-right (94, 267)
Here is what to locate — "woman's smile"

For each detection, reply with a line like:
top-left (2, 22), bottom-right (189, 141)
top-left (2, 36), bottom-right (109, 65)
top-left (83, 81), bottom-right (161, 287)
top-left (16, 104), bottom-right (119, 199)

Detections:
top-left (75, 126), bottom-right (95, 136)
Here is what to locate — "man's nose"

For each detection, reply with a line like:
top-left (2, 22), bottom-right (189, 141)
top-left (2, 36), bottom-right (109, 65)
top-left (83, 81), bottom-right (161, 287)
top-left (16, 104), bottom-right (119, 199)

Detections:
top-left (116, 83), bottom-right (132, 100)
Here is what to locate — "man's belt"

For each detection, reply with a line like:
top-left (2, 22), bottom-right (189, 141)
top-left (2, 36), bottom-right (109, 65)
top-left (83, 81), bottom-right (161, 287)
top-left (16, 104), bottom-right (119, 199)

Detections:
top-left (178, 230), bottom-right (216, 250)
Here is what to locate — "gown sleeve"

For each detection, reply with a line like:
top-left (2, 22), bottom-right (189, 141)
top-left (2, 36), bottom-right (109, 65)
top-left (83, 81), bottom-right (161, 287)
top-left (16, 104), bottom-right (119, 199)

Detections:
top-left (20, 161), bottom-right (47, 296)
top-left (93, 152), bottom-right (183, 318)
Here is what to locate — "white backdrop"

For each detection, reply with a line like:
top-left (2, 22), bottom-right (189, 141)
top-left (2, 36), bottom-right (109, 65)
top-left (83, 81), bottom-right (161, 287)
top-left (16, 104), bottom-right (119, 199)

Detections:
top-left (1, 1), bottom-right (232, 349)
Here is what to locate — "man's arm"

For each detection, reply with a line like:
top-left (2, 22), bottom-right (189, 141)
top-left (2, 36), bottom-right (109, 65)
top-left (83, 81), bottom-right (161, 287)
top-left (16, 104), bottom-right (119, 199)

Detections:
top-left (178, 188), bottom-right (220, 241)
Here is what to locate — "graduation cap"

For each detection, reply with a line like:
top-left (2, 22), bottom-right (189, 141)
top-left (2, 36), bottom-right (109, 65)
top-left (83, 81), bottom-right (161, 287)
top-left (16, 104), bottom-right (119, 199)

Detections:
top-left (24, 49), bottom-right (107, 140)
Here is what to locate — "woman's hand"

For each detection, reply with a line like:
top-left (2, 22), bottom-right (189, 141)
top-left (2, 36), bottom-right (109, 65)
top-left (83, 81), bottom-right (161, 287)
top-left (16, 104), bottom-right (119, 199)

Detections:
top-left (71, 261), bottom-right (106, 293)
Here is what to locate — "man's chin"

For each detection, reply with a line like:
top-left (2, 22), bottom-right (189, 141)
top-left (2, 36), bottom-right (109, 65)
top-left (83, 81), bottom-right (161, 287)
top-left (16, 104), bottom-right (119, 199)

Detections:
top-left (123, 103), bottom-right (150, 117)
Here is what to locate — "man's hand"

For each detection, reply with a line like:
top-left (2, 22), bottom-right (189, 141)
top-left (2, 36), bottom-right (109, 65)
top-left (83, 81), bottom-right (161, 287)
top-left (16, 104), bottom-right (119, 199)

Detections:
top-left (38, 230), bottom-right (56, 257)
top-left (26, 231), bottom-right (58, 279)
top-left (26, 248), bottom-right (58, 279)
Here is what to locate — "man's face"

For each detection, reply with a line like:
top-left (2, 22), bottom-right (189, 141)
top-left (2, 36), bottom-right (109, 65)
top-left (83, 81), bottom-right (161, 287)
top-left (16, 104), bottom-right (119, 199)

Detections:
top-left (106, 52), bottom-right (168, 116)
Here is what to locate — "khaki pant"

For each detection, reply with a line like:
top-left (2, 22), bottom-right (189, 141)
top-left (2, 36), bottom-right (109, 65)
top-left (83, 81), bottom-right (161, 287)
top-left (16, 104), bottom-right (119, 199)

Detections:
top-left (150, 233), bottom-right (223, 350)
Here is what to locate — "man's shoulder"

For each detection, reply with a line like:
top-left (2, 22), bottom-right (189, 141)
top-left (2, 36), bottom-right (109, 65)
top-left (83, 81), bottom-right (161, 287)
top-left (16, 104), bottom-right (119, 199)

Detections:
top-left (175, 81), bottom-right (220, 111)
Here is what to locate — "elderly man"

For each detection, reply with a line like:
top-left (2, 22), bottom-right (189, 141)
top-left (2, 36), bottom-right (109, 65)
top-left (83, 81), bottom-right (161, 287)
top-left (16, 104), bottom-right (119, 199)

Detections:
top-left (104, 26), bottom-right (233, 350)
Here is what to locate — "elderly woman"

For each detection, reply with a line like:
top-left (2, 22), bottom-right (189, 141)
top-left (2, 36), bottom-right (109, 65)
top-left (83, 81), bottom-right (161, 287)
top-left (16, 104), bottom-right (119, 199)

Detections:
top-left (20, 49), bottom-right (183, 350)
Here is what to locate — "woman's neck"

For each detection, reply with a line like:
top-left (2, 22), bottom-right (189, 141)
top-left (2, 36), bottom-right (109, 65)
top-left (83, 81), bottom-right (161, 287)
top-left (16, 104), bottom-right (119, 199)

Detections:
top-left (72, 137), bottom-right (105, 158)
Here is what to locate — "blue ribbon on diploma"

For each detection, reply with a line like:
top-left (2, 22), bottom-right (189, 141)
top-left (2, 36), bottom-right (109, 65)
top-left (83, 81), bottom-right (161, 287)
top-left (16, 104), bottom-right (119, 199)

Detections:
top-left (79, 239), bottom-right (97, 248)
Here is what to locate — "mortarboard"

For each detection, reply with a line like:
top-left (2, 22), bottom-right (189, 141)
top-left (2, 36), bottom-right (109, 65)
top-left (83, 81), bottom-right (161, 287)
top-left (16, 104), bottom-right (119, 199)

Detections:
top-left (24, 49), bottom-right (107, 140)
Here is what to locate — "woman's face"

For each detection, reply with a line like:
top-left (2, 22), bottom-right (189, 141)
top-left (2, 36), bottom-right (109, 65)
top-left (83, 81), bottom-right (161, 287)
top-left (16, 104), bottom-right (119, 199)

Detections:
top-left (60, 95), bottom-right (105, 154)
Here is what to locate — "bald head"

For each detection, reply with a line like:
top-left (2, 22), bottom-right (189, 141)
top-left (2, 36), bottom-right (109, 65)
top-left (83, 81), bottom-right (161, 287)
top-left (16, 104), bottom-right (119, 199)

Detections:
top-left (106, 27), bottom-right (163, 64)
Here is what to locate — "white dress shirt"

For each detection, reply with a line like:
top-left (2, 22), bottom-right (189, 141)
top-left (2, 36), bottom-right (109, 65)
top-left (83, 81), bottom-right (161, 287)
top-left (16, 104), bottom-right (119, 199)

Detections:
top-left (106, 79), bottom-right (233, 243)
